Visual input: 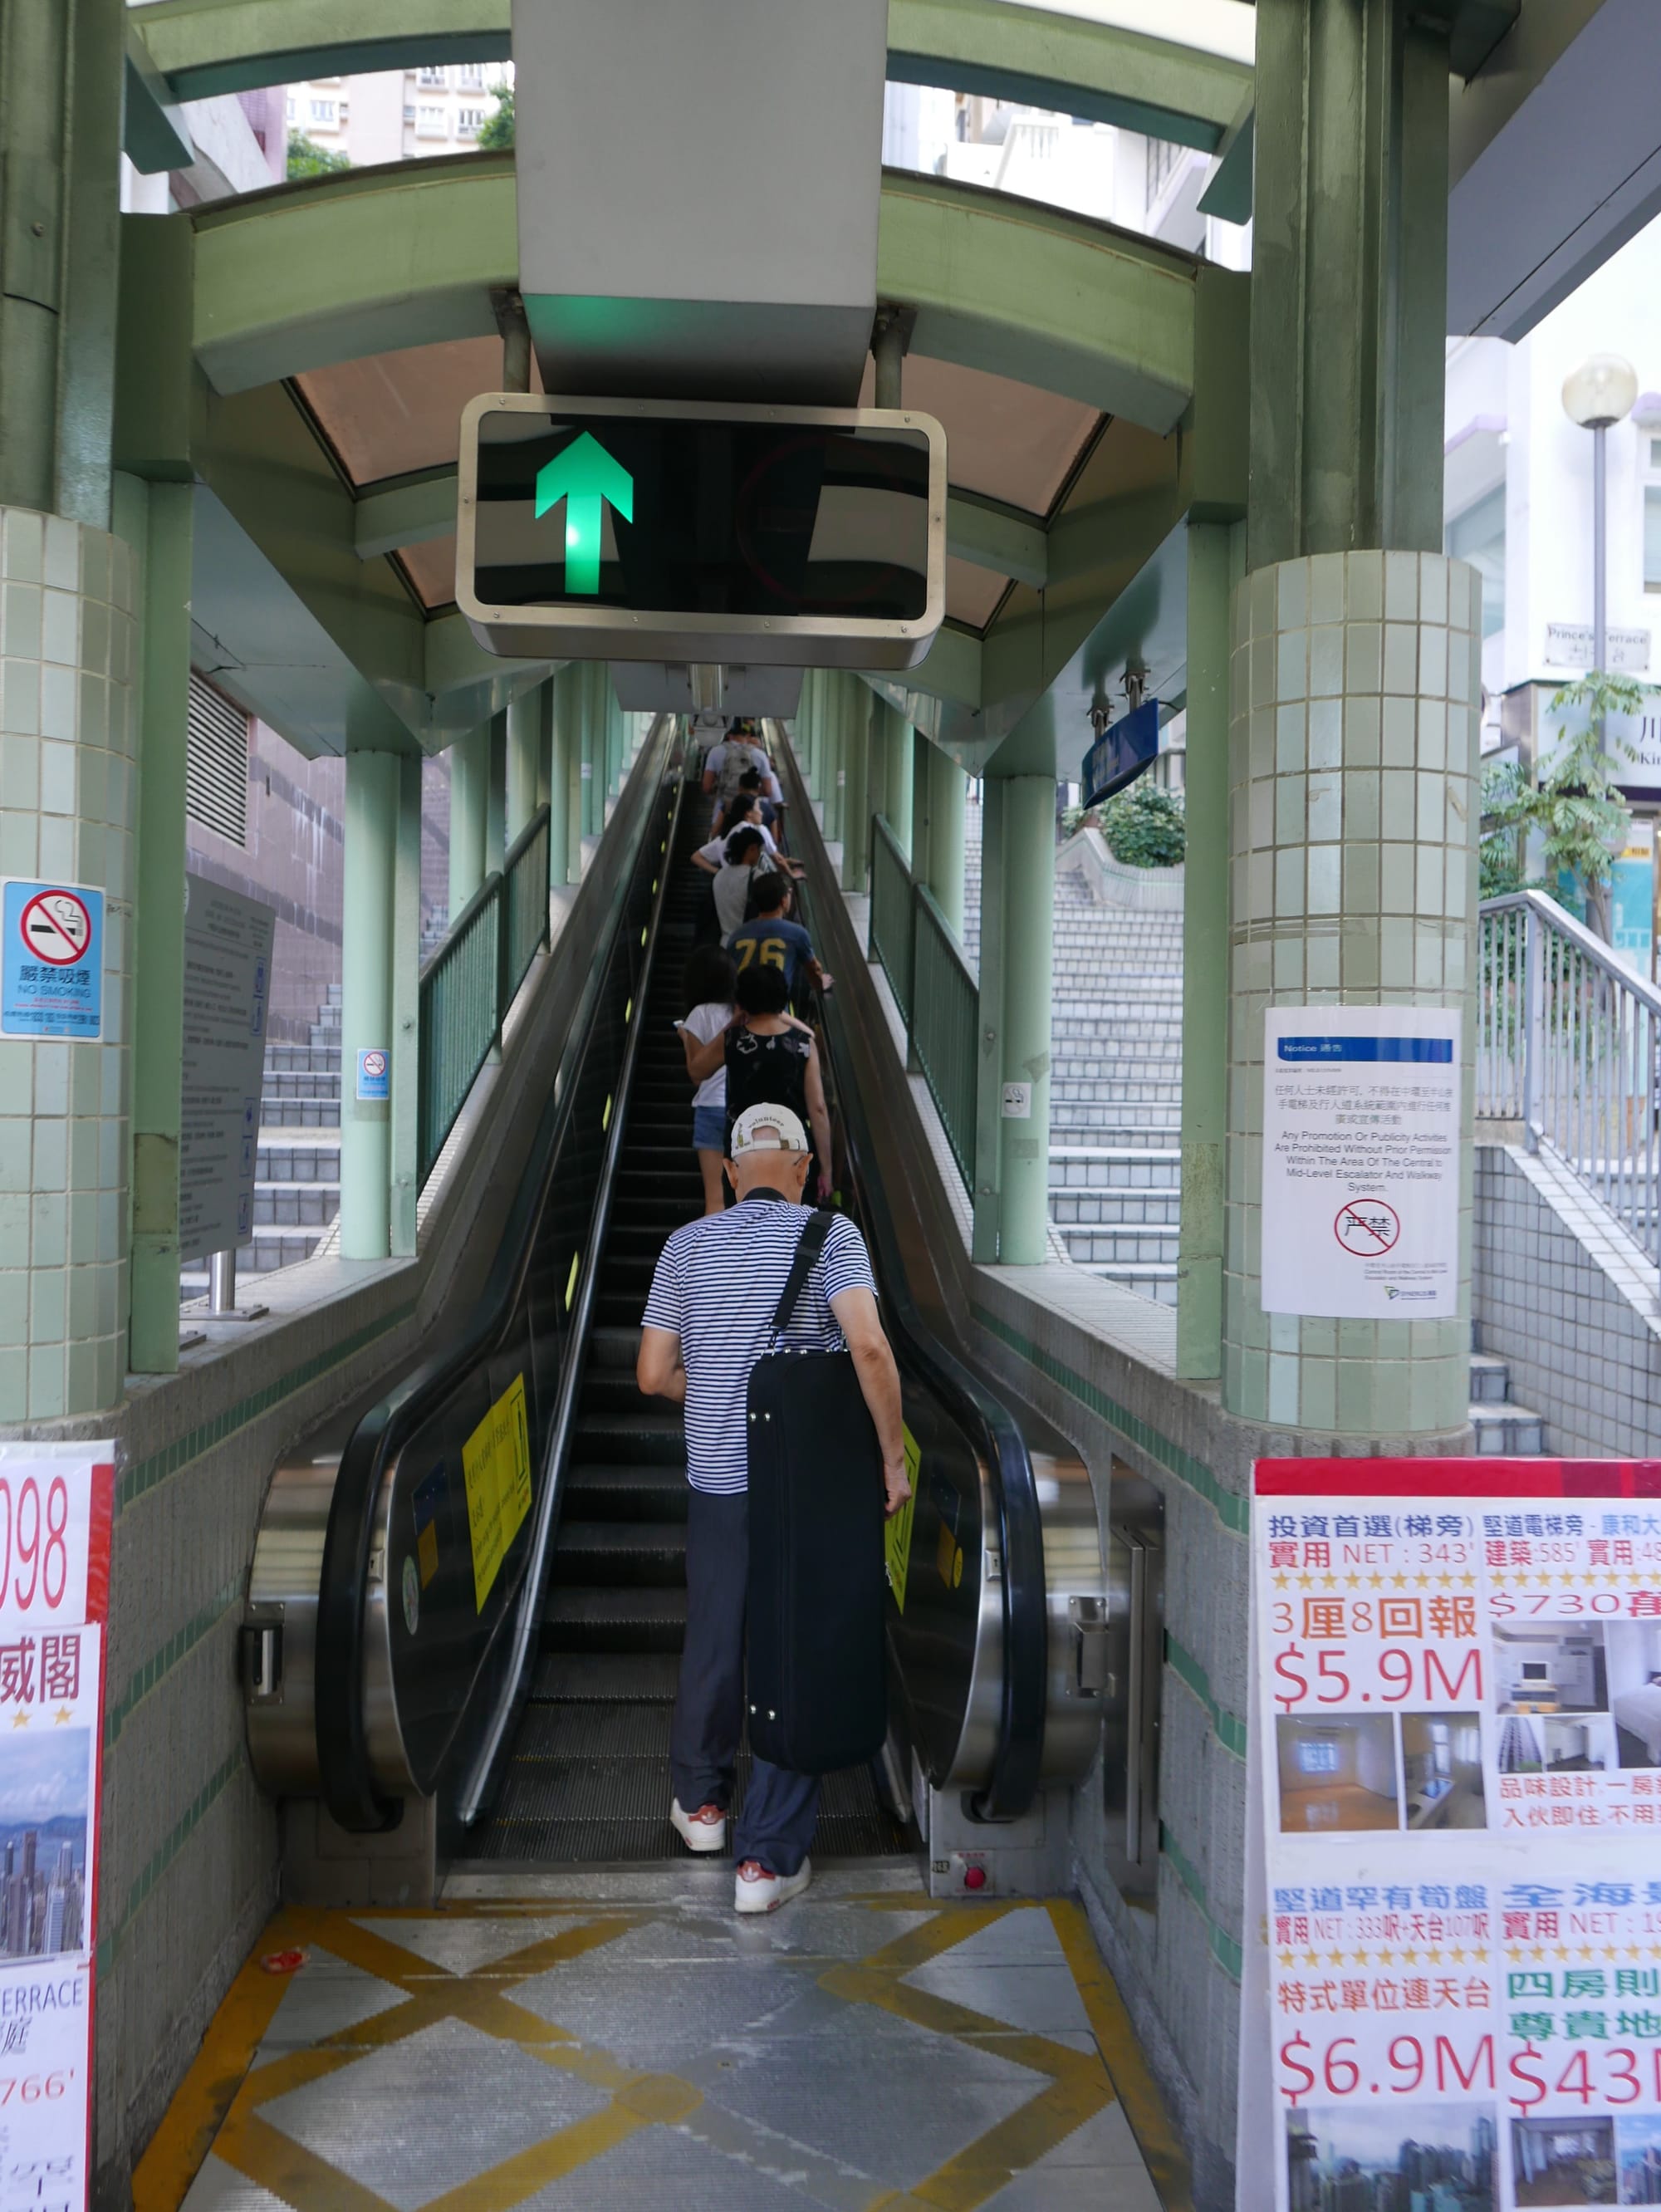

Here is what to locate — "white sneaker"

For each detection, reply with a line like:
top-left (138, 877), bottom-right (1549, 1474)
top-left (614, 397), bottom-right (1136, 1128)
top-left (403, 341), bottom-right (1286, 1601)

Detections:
top-left (734, 1857), bottom-right (812, 1913)
top-left (670, 1798), bottom-right (728, 1854)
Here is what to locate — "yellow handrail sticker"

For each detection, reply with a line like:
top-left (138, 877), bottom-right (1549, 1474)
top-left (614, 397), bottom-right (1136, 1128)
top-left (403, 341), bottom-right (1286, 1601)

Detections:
top-left (461, 1371), bottom-right (532, 1612)
top-left (885, 1422), bottom-right (922, 1612)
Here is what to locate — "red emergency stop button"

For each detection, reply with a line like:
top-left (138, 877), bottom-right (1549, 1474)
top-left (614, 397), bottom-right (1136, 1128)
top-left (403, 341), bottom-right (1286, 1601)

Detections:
top-left (963, 1863), bottom-right (987, 1891)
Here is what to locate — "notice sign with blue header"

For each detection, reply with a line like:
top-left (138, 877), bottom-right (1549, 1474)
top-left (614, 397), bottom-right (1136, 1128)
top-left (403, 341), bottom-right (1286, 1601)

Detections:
top-left (1080, 697), bottom-right (1159, 807)
top-left (1, 879), bottom-right (104, 1040)
top-left (1260, 1005), bottom-right (1461, 1320)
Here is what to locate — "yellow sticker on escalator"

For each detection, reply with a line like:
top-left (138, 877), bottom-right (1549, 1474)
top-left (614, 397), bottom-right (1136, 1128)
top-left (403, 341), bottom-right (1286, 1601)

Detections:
top-left (884, 1423), bottom-right (923, 1613)
top-left (462, 1371), bottom-right (532, 1612)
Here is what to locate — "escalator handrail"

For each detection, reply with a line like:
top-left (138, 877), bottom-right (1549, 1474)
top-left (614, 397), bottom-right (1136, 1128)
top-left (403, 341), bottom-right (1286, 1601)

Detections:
top-left (775, 733), bottom-right (1048, 1821)
top-left (454, 766), bottom-right (689, 1825)
top-left (313, 724), bottom-right (678, 1832)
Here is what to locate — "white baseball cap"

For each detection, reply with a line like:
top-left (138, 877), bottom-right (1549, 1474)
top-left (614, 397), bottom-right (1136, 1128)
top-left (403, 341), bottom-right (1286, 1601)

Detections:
top-left (729, 1103), bottom-right (810, 1156)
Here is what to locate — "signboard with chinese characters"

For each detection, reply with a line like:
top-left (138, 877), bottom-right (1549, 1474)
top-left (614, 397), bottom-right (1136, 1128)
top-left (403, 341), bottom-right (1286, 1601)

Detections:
top-left (1239, 1458), bottom-right (1661, 2212)
top-left (1544, 622), bottom-right (1650, 674)
top-left (1260, 1005), bottom-right (1462, 1319)
top-left (0, 1444), bottom-right (114, 2212)
top-left (179, 879), bottom-right (275, 1267)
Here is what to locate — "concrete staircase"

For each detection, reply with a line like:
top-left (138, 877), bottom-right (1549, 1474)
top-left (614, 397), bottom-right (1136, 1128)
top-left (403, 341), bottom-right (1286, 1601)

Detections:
top-left (179, 983), bottom-right (341, 1299)
top-left (1468, 1335), bottom-right (1546, 1454)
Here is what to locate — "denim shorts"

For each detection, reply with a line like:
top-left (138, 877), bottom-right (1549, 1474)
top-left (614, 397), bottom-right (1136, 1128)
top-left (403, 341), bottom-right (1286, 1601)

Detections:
top-left (693, 1105), bottom-right (727, 1153)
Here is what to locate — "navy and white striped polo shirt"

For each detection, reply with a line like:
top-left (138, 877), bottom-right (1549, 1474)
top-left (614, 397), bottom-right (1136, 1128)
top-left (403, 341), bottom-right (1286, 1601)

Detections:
top-left (640, 1195), bottom-right (877, 1494)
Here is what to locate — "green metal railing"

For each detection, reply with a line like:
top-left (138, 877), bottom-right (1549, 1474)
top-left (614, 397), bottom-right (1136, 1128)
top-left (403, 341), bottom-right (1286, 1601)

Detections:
top-left (865, 812), bottom-right (978, 1189)
top-left (869, 813), bottom-right (916, 1026)
top-left (418, 803), bottom-right (551, 1185)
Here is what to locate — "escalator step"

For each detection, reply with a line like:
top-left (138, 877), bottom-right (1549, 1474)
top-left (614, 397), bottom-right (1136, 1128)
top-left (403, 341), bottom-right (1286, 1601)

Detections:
top-left (513, 1700), bottom-right (673, 1759)
top-left (565, 1464), bottom-right (688, 1520)
top-left (574, 1412), bottom-right (684, 1465)
top-left (530, 1651), bottom-right (679, 1701)
top-left (543, 1585), bottom-right (687, 1651)
top-left (554, 1520), bottom-right (686, 1586)
top-left (468, 1749), bottom-right (912, 1864)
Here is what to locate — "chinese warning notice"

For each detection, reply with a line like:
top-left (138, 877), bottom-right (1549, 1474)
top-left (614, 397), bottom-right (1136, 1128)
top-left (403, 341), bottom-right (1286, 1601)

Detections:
top-left (0, 1445), bottom-right (113, 2212)
top-left (1260, 1005), bottom-right (1461, 1320)
top-left (1239, 1459), bottom-right (1661, 2212)
top-left (0, 883), bottom-right (104, 1042)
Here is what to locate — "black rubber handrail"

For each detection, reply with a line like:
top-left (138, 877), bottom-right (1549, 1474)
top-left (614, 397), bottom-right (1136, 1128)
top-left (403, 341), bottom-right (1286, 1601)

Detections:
top-left (780, 753), bottom-right (1048, 1821)
top-left (313, 730), bottom-right (677, 1832)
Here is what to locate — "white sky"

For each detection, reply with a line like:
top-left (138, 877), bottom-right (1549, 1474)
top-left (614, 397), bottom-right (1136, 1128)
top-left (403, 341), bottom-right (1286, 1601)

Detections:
top-left (988, 0), bottom-right (1254, 66)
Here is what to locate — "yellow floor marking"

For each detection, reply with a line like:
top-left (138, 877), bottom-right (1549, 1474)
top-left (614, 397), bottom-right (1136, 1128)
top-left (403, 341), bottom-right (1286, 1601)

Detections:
top-left (143, 1894), bottom-right (1182, 2212)
top-left (131, 1906), bottom-right (311, 2212)
top-left (213, 2108), bottom-right (396, 2212)
top-left (1048, 1899), bottom-right (1194, 2212)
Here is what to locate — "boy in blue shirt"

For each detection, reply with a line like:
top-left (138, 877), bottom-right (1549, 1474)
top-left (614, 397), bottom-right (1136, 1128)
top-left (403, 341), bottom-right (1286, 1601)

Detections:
top-left (726, 874), bottom-right (831, 1000)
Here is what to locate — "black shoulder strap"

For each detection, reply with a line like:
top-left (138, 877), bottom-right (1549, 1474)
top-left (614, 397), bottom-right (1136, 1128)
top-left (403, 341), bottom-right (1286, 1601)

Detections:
top-left (770, 1209), bottom-right (834, 1340)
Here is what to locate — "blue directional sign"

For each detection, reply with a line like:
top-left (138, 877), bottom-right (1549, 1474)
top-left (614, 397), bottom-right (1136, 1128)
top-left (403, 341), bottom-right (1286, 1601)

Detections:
top-left (1080, 699), bottom-right (1160, 808)
top-left (2, 879), bottom-right (104, 1039)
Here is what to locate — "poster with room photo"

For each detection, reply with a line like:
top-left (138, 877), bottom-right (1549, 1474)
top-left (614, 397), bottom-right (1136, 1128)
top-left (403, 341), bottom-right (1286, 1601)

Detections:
top-left (1239, 1459), bottom-right (1661, 2212)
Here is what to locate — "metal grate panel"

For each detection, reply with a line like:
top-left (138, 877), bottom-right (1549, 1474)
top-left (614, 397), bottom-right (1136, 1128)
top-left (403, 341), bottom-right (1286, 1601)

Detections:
top-left (186, 672), bottom-right (249, 846)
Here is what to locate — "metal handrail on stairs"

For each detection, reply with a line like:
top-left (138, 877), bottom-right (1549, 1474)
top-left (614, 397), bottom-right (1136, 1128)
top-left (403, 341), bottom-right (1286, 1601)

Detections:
top-left (1477, 888), bottom-right (1661, 1271)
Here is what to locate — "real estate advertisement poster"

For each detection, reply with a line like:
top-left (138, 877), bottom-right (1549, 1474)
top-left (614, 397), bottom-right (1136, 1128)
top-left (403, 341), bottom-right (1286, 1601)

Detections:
top-left (0, 1446), bottom-right (113, 2212)
top-left (1240, 1458), bottom-right (1661, 2212)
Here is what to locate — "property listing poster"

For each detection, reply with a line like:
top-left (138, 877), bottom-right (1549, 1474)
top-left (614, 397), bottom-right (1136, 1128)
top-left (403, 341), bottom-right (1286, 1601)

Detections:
top-left (1240, 1459), bottom-right (1661, 2212)
top-left (0, 1446), bottom-right (113, 2212)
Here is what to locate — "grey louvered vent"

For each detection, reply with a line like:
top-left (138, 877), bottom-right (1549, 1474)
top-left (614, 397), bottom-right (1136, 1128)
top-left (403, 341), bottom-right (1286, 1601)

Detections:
top-left (186, 674), bottom-right (249, 846)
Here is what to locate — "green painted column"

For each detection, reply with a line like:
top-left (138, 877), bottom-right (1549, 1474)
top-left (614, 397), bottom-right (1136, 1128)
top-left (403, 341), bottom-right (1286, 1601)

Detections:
top-left (1249, 0), bottom-right (1448, 571)
top-left (821, 674), bottom-right (846, 847)
top-left (1176, 522), bottom-right (1240, 1381)
top-left (534, 680), bottom-right (552, 811)
top-left (506, 686), bottom-right (541, 844)
top-left (971, 777), bottom-right (1008, 1263)
top-left (990, 776), bottom-right (1055, 1265)
top-left (448, 723), bottom-right (488, 918)
top-left (917, 741), bottom-right (967, 942)
top-left (561, 670), bottom-right (585, 879)
top-left (796, 672), bottom-right (818, 800)
top-left (390, 755), bottom-right (422, 1257)
top-left (839, 680), bottom-right (872, 893)
top-left (581, 665), bottom-right (602, 836)
top-left (881, 702), bottom-right (914, 859)
top-left (485, 710), bottom-right (507, 874)
top-left (340, 752), bottom-right (400, 1261)
top-left (544, 681), bottom-right (569, 890)
top-left (120, 475), bottom-right (192, 1374)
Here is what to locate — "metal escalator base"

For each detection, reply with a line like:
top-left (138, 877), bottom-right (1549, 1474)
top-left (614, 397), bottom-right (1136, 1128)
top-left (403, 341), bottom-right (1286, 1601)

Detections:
top-left (454, 796), bottom-right (914, 1870)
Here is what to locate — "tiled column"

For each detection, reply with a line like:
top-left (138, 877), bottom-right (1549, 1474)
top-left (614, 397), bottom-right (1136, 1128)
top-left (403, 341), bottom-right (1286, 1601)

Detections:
top-left (0, 510), bottom-right (137, 1419)
top-left (1222, 550), bottom-right (1480, 1436)
top-left (879, 700), bottom-right (913, 859)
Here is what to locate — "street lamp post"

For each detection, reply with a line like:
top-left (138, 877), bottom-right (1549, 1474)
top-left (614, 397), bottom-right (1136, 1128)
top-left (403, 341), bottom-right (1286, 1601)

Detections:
top-left (1562, 353), bottom-right (1639, 683)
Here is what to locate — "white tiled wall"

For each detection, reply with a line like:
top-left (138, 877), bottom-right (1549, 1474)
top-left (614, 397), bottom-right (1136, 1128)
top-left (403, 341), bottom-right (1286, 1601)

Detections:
top-left (1475, 1142), bottom-right (1661, 1456)
top-left (0, 511), bottom-right (137, 1418)
top-left (1224, 550), bottom-right (1481, 1436)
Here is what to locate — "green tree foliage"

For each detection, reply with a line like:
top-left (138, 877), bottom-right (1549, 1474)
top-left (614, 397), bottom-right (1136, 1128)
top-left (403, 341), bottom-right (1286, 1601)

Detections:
top-left (1066, 777), bottom-right (1186, 868)
top-left (477, 86), bottom-right (515, 150)
top-left (1479, 672), bottom-right (1646, 939)
top-left (287, 130), bottom-right (350, 179)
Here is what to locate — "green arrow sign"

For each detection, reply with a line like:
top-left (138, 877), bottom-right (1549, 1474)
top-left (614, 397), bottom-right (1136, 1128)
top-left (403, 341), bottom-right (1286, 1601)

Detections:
top-left (534, 432), bottom-right (634, 596)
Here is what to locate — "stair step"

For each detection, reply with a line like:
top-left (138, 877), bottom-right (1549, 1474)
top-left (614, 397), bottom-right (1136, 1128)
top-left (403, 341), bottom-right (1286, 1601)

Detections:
top-left (1469, 1403), bottom-right (1546, 1454)
top-left (1468, 1353), bottom-right (1512, 1405)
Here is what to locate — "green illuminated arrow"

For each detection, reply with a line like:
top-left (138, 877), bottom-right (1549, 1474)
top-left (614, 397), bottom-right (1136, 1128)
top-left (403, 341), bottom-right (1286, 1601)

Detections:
top-left (535, 432), bottom-right (634, 596)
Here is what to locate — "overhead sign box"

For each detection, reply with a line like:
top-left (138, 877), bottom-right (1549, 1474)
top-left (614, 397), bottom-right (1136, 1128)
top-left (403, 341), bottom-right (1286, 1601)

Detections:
top-left (457, 394), bottom-right (945, 669)
top-left (1080, 698), bottom-right (1160, 807)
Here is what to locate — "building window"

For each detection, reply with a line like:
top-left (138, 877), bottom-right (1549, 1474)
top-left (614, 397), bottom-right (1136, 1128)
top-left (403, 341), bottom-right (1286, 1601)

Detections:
top-left (186, 675), bottom-right (250, 848)
top-left (456, 63), bottom-right (485, 89)
top-left (285, 96), bottom-right (296, 123)
top-left (310, 98), bottom-right (336, 125)
top-left (456, 107), bottom-right (485, 138)
top-left (416, 105), bottom-right (447, 137)
top-left (1644, 439), bottom-right (1661, 594)
top-left (1445, 483), bottom-right (1506, 639)
top-left (403, 104), bottom-right (416, 124)
top-left (418, 66), bottom-right (448, 87)
top-left (1146, 135), bottom-right (1182, 209)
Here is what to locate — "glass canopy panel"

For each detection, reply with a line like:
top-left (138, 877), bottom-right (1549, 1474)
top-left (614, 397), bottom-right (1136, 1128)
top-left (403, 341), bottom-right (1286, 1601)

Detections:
top-left (984, 0), bottom-right (1253, 66)
top-left (944, 557), bottom-right (1011, 630)
top-left (297, 337), bottom-right (518, 486)
top-left (399, 534), bottom-right (459, 611)
top-left (856, 356), bottom-right (1097, 518)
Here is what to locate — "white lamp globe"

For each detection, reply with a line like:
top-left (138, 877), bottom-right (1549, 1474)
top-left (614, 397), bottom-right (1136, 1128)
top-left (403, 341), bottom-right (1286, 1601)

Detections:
top-left (1562, 354), bottom-right (1639, 430)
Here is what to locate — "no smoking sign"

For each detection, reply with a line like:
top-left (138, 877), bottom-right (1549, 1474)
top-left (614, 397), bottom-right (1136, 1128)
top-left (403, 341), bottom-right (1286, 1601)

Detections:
top-left (2, 878), bottom-right (104, 1040)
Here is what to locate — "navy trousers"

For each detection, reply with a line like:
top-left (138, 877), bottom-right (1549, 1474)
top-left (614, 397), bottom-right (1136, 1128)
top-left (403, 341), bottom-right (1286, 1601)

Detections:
top-left (669, 1489), bottom-right (820, 1876)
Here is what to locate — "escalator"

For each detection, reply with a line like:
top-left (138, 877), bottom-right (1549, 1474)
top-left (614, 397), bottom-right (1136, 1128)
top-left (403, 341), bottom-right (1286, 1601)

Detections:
top-left (243, 716), bottom-right (1102, 1888)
